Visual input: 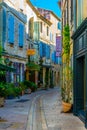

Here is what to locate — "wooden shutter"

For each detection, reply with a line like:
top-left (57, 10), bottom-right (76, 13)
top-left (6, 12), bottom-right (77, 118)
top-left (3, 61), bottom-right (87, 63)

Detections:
top-left (42, 43), bottom-right (46, 57)
top-left (46, 45), bottom-right (50, 59)
top-left (8, 14), bottom-right (14, 44)
top-left (34, 22), bottom-right (39, 41)
top-left (39, 42), bottom-right (43, 57)
top-left (3, 8), bottom-right (6, 44)
top-left (19, 23), bottom-right (24, 47)
top-left (51, 52), bottom-right (54, 62)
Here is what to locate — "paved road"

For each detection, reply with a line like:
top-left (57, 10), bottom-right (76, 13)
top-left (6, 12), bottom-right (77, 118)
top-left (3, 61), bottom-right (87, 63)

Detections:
top-left (0, 87), bottom-right (86, 130)
top-left (26, 87), bottom-right (86, 130)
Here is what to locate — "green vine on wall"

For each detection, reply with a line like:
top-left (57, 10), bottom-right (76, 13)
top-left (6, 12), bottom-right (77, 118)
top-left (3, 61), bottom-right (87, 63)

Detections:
top-left (63, 25), bottom-right (70, 54)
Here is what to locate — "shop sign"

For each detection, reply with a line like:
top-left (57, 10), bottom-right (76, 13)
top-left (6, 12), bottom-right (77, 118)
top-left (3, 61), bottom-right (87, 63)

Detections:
top-left (27, 49), bottom-right (36, 55)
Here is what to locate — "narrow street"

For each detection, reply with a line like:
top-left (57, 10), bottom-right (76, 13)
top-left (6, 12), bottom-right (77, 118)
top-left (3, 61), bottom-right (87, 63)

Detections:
top-left (0, 87), bottom-right (86, 130)
top-left (26, 87), bottom-right (86, 130)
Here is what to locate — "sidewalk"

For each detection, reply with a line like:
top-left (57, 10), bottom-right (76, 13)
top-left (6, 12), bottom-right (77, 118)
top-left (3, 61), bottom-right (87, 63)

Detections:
top-left (0, 93), bottom-right (36, 130)
top-left (41, 88), bottom-right (87, 130)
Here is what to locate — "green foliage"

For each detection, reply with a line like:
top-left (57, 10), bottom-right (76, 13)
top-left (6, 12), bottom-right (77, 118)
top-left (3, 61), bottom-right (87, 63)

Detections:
top-left (61, 67), bottom-right (73, 104)
top-left (14, 87), bottom-right (22, 97)
top-left (23, 80), bottom-right (32, 88)
top-left (26, 62), bottom-right (40, 71)
top-left (23, 80), bottom-right (38, 92)
top-left (0, 83), bottom-right (7, 98)
top-left (0, 83), bottom-right (22, 98)
top-left (19, 82), bottom-right (26, 91)
top-left (63, 25), bottom-right (70, 54)
top-left (0, 45), bottom-right (3, 64)
top-left (5, 83), bottom-right (16, 97)
top-left (61, 25), bottom-right (73, 104)
top-left (30, 82), bottom-right (38, 92)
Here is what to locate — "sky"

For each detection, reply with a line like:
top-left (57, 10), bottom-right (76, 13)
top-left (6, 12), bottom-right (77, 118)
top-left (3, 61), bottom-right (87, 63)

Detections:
top-left (30, 0), bottom-right (61, 18)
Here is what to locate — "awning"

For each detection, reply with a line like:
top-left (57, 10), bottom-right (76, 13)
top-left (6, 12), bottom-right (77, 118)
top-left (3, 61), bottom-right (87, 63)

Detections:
top-left (0, 63), bottom-right (16, 72)
top-left (26, 62), bottom-right (40, 71)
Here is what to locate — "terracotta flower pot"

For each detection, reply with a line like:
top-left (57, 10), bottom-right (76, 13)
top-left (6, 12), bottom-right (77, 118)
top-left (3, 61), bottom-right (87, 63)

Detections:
top-left (62, 101), bottom-right (72, 112)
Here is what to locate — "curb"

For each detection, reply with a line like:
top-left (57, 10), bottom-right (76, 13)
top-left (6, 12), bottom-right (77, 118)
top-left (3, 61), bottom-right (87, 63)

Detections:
top-left (40, 97), bottom-right (48, 130)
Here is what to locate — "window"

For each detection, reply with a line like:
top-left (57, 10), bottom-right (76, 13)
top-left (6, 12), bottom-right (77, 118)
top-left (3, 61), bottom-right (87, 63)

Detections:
top-left (40, 22), bottom-right (43, 33)
top-left (18, 23), bottom-right (24, 47)
top-left (8, 14), bottom-right (14, 44)
top-left (58, 22), bottom-right (61, 29)
top-left (46, 45), bottom-right (50, 59)
top-left (29, 17), bottom-right (34, 39)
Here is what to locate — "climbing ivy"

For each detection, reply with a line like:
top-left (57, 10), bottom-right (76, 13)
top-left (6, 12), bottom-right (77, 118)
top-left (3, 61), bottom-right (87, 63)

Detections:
top-left (63, 25), bottom-right (70, 54)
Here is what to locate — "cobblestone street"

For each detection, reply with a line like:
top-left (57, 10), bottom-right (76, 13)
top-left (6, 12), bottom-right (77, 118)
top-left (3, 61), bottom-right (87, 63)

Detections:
top-left (0, 87), bottom-right (86, 130)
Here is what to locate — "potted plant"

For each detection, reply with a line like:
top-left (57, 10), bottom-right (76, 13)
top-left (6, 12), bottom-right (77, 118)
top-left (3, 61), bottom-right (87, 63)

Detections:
top-left (0, 82), bottom-right (7, 107)
top-left (6, 83), bottom-right (16, 99)
top-left (61, 25), bottom-right (73, 112)
top-left (19, 82), bottom-right (26, 95)
top-left (29, 81), bottom-right (38, 92)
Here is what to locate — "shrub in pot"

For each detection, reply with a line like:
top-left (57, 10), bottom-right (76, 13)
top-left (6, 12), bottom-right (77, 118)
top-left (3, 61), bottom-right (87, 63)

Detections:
top-left (6, 83), bottom-right (16, 99)
top-left (0, 83), bottom-right (7, 107)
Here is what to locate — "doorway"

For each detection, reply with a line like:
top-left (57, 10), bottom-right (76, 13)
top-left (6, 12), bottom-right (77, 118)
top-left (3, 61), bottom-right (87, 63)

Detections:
top-left (76, 56), bottom-right (85, 118)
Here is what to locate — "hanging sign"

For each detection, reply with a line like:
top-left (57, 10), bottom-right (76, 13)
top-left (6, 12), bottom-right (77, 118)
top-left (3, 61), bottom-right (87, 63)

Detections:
top-left (27, 49), bottom-right (36, 55)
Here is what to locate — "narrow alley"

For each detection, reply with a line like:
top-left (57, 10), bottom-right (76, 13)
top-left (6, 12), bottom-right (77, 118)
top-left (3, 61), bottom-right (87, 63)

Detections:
top-left (0, 87), bottom-right (86, 130)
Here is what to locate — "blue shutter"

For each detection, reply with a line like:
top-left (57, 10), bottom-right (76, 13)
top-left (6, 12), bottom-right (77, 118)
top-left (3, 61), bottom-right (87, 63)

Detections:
top-left (8, 15), bottom-right (14, 44)
top-left (19, 23), bottom-right (24, 47)
top-left (48, 46), bottom-right (50, 59)
top-left (58, 22), bottom-right (61, 29)
top-left (46, 45), bottom-right (50, 59)
top-left (58, 57), bottom-right (62, 65)
top-left (54, 52), bottom-right (56, 63)
top-left (46, 45), bottom-right (48, 59)
top-left (39, 43), bottom-right (43, 57)
top-left (3, 8), bottom-right (6, 44)
top-left (55, 57), bottom-right (58, 64)
top-left (52, 51), bottom-right (56, 63)
top-left (42, 43), bottom-right (46, 57)
top-left (51, 52), bottom-right (54, 62)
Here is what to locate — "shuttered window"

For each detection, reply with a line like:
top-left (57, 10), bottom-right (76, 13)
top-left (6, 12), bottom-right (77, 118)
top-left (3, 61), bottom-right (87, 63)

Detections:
top-left (18, 23), bottom-right (24, 47)
top-left (34, 22), bottom-right (39, 41)
top-left (46, 45), bottom-right (50, 59)
top-left (42, 43), bottom-right (46, 57)
top-left (8, 14), bottom-right (14, 44)
top-left (3, 8), bottom-right (6, 44)
top-left (51, 52), bottom-right (56, 63)
top-left (58, 22), bottom-right (61, 30)
top-left (39, 42), bottom-right (46, 57)
top-left (39, 43), bottom-right (43, 57)
top-left (51, 52), bottom-right (54, 62)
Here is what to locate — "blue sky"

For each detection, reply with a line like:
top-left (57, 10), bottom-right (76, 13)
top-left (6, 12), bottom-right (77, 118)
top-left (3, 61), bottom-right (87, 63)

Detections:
top-left (30, 0), bottom-right (61, 18)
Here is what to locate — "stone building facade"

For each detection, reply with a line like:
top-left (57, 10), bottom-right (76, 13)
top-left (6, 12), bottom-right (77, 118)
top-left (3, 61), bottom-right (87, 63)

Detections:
top-left (0, 0), bottom-right (61, 88)
top-left (0, 0), bottom-right (27, 83)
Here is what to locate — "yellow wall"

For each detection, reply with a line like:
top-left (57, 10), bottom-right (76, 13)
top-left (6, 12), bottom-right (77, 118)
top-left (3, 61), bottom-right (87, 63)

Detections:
top-left (83, 0), bottom-right (87, 20)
